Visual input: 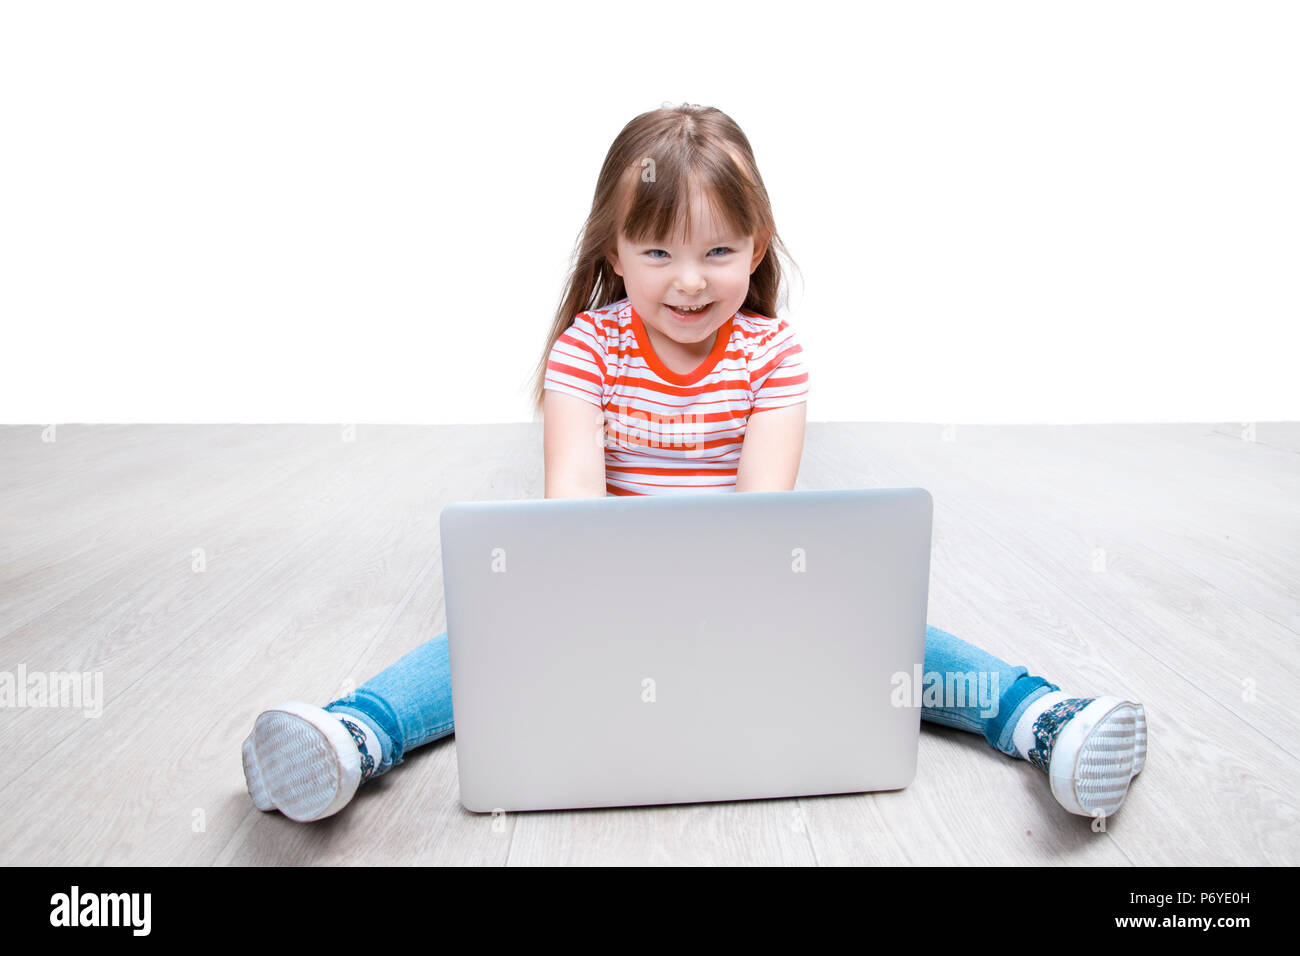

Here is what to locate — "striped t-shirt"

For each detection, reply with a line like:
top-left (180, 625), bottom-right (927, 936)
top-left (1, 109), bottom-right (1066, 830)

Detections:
top-left (543, 297), bottom-right (809, 496)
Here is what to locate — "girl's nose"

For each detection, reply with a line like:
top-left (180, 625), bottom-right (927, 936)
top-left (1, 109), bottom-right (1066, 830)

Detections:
top-left (675, 269), bottom-right (706, 295)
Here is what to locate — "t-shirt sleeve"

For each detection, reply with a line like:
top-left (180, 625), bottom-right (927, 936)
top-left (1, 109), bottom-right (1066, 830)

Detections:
top-left (543, 310), bottom-right (606, 408)
top-left (749, 317), bottom-right (809, 411)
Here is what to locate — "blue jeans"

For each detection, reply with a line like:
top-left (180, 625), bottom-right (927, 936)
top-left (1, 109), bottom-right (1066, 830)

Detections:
top-left (325, 626), bottom-right (1058, 777)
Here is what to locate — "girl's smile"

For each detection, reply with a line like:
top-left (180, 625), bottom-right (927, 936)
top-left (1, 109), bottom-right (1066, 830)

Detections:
top-left (665, 301), bottom-right (715, 322)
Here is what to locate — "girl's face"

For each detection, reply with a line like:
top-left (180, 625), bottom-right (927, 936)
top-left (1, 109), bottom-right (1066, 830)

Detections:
top-left (607, 187), bottom-right (768, 349)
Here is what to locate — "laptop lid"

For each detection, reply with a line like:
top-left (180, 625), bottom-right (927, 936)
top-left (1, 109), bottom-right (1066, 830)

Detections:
top-left (439, 486), bottom-right (932, 813)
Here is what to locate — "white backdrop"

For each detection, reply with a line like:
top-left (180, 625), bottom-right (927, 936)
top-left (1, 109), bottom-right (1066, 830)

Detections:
top-left (1, 0), bottom-right (1295, 424)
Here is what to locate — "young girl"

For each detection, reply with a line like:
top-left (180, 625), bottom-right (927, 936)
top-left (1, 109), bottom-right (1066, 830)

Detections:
top-left (241, 103), bottom-right (1147, 825)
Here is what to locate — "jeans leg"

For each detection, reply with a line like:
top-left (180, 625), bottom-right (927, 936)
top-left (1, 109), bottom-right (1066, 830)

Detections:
top-left (324, 631), bottom-right (454, 774)
top-left (920, 625), bottom-right (1059, 756)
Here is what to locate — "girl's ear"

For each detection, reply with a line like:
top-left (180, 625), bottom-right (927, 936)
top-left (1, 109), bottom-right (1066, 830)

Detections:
top-left (606, 247), bottom-right (623, 278)
top-left (749, 236), bottom-right (770, 274)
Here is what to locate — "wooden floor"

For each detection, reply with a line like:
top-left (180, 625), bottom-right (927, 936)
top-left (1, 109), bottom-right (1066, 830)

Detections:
top-left (0, 423), bottom-right (1296, 866)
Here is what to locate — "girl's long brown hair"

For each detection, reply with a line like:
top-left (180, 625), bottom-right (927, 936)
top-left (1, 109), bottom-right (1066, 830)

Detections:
top-left (527, 102), bottom-right (800, 417)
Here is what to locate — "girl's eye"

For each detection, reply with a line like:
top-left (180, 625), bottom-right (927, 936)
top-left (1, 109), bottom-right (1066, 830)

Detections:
top-left (644, 247), bottom-right (734, 259)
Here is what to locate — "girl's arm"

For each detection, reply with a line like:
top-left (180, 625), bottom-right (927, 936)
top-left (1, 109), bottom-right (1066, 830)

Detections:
top-left (734, 402), bottom-right (807, 493)
top-left (543, 390), bottom-right (607, 499)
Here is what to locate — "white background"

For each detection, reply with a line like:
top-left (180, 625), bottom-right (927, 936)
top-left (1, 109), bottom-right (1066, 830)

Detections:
top-left (1, 0), bottom-right (1295, 424)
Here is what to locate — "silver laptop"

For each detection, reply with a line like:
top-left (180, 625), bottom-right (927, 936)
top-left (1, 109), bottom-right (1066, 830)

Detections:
top-left (439, 487), bottom-right (933, 813)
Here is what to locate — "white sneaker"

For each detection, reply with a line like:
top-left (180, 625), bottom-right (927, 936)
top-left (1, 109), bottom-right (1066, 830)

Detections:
top-left (241, 701), bottom-right (364, 822)
top-left (1040, 696), bottom-right (1148, 818)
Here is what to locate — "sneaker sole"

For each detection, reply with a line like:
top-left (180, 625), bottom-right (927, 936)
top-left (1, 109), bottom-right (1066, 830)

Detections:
top-left (1050, 696), bottom-right (1147, 818)
top-left (241, 701), bottom-right (362, 822)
